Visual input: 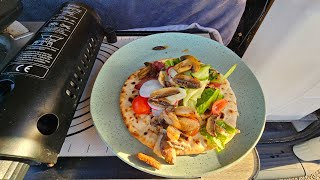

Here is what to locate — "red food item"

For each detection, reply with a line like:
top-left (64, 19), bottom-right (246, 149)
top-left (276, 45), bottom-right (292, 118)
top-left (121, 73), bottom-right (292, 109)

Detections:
top-left (166, 66), bottom-right (173, 76)
top-left (153, 61), bottom-right (165, 72)
top-left (134, 61), bottom-right (164, 90)
top-left (132, 96), bottom-right (151, 114)
top-left (211, 99), bottom-right (228, 115)
top-left (135, 78), bottom-right (154, 90)
top-left (208, 82), bottom-right (221, 88)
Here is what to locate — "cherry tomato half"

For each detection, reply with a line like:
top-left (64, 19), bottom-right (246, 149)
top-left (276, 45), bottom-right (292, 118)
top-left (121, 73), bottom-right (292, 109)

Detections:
top-left (211, 99), bottom-right (228, 115)
top-left (132, 96), bottom-right (151, 114)
top-left (208, 82), bottom-right (221, 88)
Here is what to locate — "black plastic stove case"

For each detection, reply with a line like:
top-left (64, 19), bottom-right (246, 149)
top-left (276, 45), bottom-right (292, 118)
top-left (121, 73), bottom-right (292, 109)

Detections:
top-left (0, 2), bottom-right (115, 167)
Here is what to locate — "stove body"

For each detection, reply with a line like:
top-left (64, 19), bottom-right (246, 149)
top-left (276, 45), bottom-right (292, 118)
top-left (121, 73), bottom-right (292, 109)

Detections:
top-left (0, 3), bottom-right (112, 166)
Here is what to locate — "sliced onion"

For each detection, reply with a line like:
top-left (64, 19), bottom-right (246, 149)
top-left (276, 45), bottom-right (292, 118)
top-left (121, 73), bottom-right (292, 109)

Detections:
top-left (152, 108), bottom-right (164, 117)
top-left (166, 67), bottom-right (178, 84)
top-left (139, 80), bottom-right (163, 98)
top-left (167, 67), bottom-right (178, 78)
top-left (166, 66), bottom-right (172, 76)
top-left (167, 74), bottom-right (174, 84)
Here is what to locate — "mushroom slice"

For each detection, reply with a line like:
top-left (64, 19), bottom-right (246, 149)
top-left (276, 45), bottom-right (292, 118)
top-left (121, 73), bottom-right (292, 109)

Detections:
top-left (153, 130), bottom-right (164, 157)
top-left (158, 71), bottom-right (166, 87)
top-left (138, 62), bottom-right (159, 79)
top-left (138, 65), bottom-right (151, 79)
top-left (180, 55), bottom-right (201, 73)
top-left (173, 60), bottom-right (192, 73)
top-left (173, 74), bottom-right (201, 88)
top-left (148, 98), bottom-right (173, 109)
top-left (160, 110), bottom-right (182, 130)
top-left (201, 110), bottom-right (212, 121)
top-left (150, 87), bottom-right (180, 99)
top-left (206, 116), bottom-right (217, 137)
top-left (165, 88), bottom-right (187, 104)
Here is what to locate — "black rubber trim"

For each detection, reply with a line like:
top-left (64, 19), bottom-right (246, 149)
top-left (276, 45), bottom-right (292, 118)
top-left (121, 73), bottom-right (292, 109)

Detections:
top-left (259, 120), bottom-right (320, 146)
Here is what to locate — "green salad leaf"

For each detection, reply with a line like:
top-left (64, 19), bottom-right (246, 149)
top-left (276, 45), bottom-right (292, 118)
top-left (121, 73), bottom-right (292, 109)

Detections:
top-left (200, 126), bottom-right (224, 152)
top-left (199, 123), bottom-right (237, 152)
top-left (196, 88), bottom-right (220, 114)
top-left (210, 64), bottom-right (237, 82)
top-left (200, 126), bottom-right (223, 150)
top-left (164, 58), bottom-right (181, 67)
top-left (216, 119), bottom-right (238, 134)
top-left (217, 93), bottom-right (224, 100)
top-left (183, 80), bottom-right (209, 108)
top-left (221, 64), bottom-right (237, 81)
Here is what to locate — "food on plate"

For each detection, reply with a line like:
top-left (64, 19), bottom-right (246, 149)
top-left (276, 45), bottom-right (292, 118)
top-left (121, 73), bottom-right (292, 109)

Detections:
top-left (120, 55), bottom-right (239, 165)
top-left (137, 153), bottom-right (162, 170)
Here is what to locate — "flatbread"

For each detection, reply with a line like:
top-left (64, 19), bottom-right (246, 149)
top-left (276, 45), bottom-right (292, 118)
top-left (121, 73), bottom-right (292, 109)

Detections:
top-left (119, 58), bottom-right (239, 162)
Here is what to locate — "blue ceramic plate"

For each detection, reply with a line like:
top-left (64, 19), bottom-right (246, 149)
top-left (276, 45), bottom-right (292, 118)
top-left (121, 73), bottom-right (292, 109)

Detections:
top-left (91, 33), bottom-right (265, 178)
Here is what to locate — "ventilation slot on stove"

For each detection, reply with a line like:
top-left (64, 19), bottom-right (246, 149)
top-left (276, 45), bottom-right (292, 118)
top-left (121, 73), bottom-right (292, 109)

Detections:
top-left (73, 72), bottom-right (82, 82)
top-left (65, 36), bottom-right (98, 100)
top-left (65, 89), bottom-right (76, 99)
top-left (70, 80), bottom-right (78, 90)
top-left (90, 37), bottom-right (96, 46)
top-left (83, 53), bottom-right (90, 63)
top-left (84, 36), bottom-right (97, 63)
top-left (66, 78), bottom-right (80, 100)
top-left (77, 66), bottom-right (85, 76)
top-left (86, 47), bottom-right (92, 57)
top-left (81, 59), bottom-right (88, 69)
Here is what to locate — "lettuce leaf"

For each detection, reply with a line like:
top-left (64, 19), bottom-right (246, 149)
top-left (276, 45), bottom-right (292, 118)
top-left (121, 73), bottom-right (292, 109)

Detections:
top-left (221, 64), bottom-right (237, 81)
top-left (215, 119), bottom-right (238, 134)
top-left (217, 93), bottom-right (224, 100)
top-left (183, 89), bottom-right (199, 107)
top-left (210, 64), bottom-right (237, 82)
top-left (182, 80), bottom-right (209, 108)
top-left (196, 88), bottom-right (214, 106)
top-left (196, 88), bottom-right (220, 114)
top-left (200, 125), bottom-right (236, 152)
top-left (200, 126), bottom-right (224, 151)
top-left (164, 58), bottom-right (181, 67)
